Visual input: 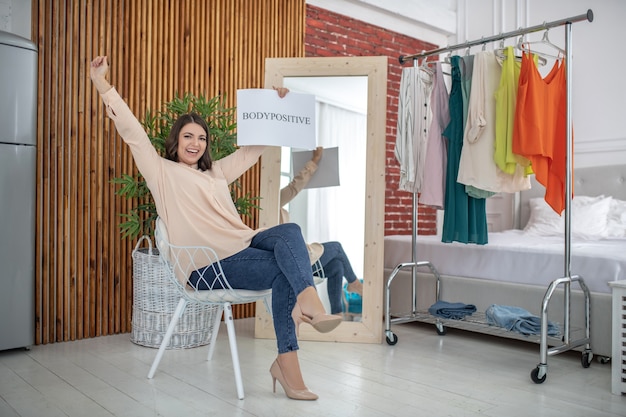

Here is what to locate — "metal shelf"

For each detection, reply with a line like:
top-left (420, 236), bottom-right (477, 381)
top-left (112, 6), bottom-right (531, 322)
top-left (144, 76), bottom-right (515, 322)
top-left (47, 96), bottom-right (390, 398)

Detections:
top-left (390, 310), bottom-right (581, 346)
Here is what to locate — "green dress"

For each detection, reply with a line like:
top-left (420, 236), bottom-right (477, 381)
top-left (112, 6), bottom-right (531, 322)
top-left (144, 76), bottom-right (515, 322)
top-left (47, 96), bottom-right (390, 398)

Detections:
top-left (441, 56), bottom-right (488, 245)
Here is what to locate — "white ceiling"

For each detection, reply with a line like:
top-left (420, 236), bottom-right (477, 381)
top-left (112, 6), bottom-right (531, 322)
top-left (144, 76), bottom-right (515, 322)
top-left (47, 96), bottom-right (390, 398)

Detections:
top-left (306, 0), bottom-right (457, 47)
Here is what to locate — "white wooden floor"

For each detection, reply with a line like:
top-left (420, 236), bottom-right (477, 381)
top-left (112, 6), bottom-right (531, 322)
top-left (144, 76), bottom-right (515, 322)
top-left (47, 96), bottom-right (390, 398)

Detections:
top-left (1, 318), bottom-right (624, 417)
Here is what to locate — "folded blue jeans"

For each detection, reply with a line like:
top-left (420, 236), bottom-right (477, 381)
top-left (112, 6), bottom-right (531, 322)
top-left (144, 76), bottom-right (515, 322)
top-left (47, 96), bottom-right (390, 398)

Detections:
top-left (428, 300), bottom-right (477, 319)
top-left (485, 304), bottom-right (560, 336)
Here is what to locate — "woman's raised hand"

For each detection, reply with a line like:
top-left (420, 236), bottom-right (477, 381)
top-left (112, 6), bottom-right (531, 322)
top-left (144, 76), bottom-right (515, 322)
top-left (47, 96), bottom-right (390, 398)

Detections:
top-left (312, 146), bottom-right (323, 164)
top-left (90, 56), bottom-right (109, 81)
top-left (272, 86), bottom-right (289, 98)
top-left (90, 56), bottom-right (113, 94)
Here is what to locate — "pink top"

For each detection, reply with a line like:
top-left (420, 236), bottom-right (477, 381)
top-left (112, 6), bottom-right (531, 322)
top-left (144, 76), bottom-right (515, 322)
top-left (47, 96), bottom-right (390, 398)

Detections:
top-left (419, 62), bottom-right (449, 209)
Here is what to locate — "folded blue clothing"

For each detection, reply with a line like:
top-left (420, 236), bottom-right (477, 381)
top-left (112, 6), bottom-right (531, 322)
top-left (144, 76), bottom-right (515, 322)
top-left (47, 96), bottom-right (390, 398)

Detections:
top-left (428, 300), bottom-right (477, 320)
top-left (485, 304), bottom-right (560, 337)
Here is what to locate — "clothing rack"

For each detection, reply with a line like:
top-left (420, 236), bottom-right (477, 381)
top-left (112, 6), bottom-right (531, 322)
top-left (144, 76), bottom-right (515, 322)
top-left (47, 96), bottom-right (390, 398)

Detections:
top-left (384, 9), bottom-right (594, 384)
top-left (399, 9), bottom-right (593, 64)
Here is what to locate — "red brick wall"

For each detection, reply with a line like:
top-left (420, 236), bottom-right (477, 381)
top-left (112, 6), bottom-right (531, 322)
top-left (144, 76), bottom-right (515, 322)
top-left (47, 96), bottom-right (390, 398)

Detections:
top-left (306, 5), bottom-right (439, 235)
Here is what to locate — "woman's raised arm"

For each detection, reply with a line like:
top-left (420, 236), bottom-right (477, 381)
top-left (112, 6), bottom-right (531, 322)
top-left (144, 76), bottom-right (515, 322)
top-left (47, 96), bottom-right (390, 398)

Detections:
top-left (90, 55), bottom-right (113, 95)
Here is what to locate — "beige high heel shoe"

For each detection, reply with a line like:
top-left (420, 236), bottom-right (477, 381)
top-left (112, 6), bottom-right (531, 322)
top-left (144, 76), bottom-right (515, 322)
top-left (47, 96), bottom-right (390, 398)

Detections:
top-left (270, 359), bottom-right (318, 400)
top-left (291, 302), bottom-right (342, 337)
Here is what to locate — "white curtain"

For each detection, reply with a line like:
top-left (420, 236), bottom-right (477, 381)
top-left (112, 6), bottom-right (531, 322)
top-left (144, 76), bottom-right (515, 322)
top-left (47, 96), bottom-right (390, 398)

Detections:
top-left (304, 102), bottom-right (367, 277)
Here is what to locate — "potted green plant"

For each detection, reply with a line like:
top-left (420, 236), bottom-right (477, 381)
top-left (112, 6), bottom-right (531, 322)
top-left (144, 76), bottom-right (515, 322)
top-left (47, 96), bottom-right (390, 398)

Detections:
top-left (111, 92), bottom-right (260, 239)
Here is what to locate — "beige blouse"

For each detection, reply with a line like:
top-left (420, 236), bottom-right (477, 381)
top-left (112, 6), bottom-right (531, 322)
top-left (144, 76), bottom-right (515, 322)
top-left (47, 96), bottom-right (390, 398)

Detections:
top-left (100, 87), bottom-right (265, 261)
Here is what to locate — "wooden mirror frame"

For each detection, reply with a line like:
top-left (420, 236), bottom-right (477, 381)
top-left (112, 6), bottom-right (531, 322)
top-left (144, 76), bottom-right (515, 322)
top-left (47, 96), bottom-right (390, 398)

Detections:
top-left (255, 56), bottom-right (387, 343)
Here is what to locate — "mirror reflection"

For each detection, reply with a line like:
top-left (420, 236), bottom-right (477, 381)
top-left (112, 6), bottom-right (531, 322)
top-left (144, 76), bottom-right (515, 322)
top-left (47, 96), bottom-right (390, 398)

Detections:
top-left (280, 76), bottom-right (368, 319)
top-left (257, 55), bottom-right (386, 343)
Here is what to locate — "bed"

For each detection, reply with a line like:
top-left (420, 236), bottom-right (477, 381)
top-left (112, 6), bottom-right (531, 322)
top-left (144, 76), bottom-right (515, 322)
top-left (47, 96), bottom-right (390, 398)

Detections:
top-left (383, 164), bottom-right (626, 359)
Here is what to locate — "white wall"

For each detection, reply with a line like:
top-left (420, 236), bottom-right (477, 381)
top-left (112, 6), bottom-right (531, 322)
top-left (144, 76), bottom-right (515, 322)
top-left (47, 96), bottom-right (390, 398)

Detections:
top-left (5, 0), bottom-right (623, 169)
top-left (309, 0), bottom-right (625, 168)
top-left (457, 0), bottom-right (626, 168)
top-left (0, 0), bottom-right (31, 40)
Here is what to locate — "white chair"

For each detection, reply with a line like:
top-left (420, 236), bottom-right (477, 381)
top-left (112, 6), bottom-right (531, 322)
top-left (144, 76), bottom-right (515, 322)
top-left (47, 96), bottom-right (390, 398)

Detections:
top-left (312, 258), bottom-right (326, 284)
top-left (147, 218), bottom-right (272, 400)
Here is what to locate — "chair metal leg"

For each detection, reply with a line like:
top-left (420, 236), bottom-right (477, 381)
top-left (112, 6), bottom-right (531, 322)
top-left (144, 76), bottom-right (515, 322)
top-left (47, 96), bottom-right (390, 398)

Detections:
top-left (223, 302), bottom-right (245, 400)
top-left (206, 305), bottom-right (224, 361)
top-left (147, 298), bottom-right (187, 379)
top-left (262, 295), bottom-right (272, 317)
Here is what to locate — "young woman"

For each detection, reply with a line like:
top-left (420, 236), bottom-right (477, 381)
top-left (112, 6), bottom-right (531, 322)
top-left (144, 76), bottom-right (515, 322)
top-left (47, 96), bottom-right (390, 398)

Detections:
top-left (90, 56), bottom-right (341, 401)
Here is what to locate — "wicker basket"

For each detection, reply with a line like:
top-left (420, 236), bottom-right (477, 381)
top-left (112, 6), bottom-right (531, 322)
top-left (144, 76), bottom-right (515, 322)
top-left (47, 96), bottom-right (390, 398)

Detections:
top-left (130, 236), bottom-right (219, 349)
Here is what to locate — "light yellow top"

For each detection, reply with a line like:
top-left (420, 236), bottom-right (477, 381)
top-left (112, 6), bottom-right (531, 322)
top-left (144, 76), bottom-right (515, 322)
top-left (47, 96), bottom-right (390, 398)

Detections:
top-left (494, 46), bottom-right (533, 176)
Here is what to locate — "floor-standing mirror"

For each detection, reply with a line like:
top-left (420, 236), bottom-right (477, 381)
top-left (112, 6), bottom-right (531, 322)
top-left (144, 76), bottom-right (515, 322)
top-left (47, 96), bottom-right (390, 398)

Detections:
top-left (255, 56), bottom-right (387, 343)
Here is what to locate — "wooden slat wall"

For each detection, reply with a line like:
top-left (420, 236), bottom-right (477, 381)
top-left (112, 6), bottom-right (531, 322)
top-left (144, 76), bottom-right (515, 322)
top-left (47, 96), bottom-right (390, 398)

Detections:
top-left (32, 0), bottom-right (305, 345)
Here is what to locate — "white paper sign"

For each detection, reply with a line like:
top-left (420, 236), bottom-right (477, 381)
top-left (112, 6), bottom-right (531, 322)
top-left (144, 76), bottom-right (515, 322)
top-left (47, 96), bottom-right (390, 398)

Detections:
top-left (236, 89), bottom-right (316, 149)
top-left (291, 147), bottom-right (340, 189)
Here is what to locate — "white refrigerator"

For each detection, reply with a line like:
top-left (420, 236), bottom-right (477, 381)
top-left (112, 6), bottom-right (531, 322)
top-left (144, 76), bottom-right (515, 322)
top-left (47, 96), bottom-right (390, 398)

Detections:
top-left (0, 30), bottom-right (37, 350)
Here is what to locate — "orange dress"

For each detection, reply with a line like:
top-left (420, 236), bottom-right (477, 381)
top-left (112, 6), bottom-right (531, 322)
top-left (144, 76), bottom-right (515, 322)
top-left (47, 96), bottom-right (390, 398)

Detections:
top-left (512, 52), bottom-right (570, 214)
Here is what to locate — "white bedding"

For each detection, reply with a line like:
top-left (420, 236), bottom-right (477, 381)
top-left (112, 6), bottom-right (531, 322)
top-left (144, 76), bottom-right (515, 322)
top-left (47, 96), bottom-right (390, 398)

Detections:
top-left (384, 232), bottom-right (626, 294)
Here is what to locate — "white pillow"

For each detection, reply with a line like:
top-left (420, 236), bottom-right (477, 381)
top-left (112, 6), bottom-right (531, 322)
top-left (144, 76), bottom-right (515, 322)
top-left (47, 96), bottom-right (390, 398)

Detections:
top-left (606, 198), bottom-right (626, 238)
top-left (523, 195), bottom-right (613, 239)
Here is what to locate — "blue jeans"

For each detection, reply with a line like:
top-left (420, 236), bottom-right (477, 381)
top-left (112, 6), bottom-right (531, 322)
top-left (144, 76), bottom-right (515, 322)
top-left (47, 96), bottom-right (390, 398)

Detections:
top-left (319, 241), bottom-right (358, 314)
top-left (189, 223), bottom-right (314, 354)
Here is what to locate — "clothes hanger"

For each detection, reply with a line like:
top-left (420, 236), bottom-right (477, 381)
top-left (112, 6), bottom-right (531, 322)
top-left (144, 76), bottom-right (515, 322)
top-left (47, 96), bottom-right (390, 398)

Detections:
top-left (417, 57), bottom-right (435, 76)
top-left (443, 49), bottom-right (458, 64)
top-left (414, 52), bottom-right (451, 76)
top-left (415, 51), bottom-right (436, 74)
top-left (542, 29), bottom-right (565, 55)
top-left (419, 57), bottom-right (436, 69)
top-left (494, 34), bottom-right (547, 66)
top-left (493, 36), bottom-right (509, 61)
top-left (418, 55), bottom-right (452, 77)
top-left (518, 28), bottom-right (564, 61)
